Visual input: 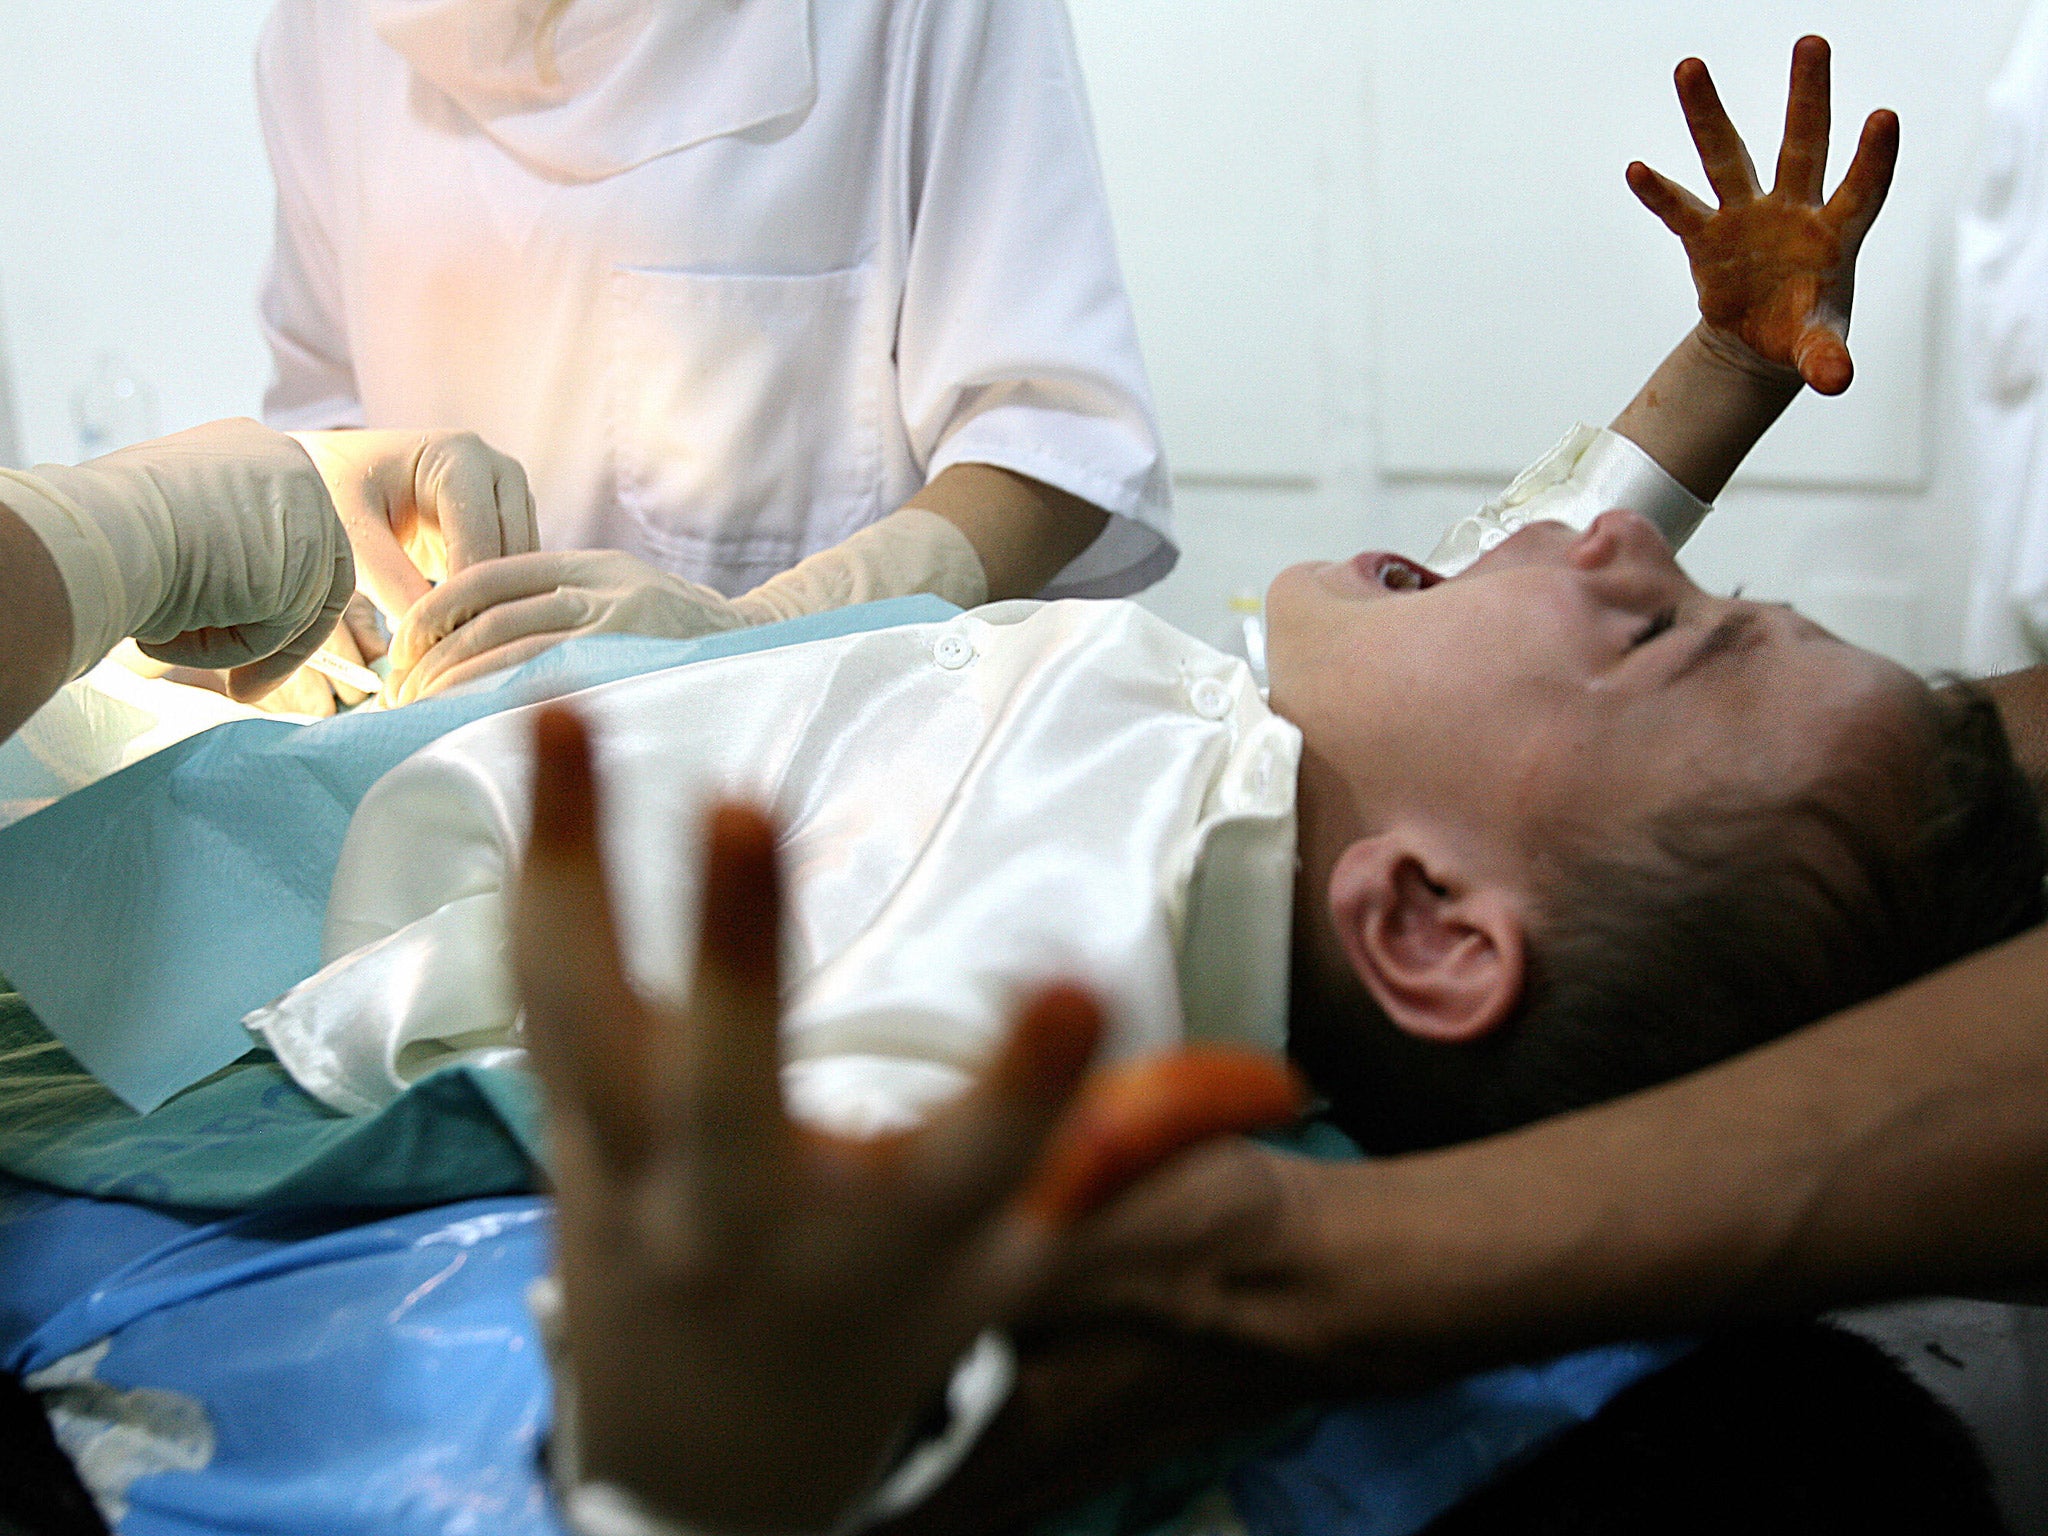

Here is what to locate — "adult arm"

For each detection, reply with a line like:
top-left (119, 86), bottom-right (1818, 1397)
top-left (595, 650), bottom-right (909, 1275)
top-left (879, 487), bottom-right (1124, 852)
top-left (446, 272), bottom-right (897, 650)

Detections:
top-left (0, 420), bottom-right (352, 739)
top-left (0, 497), bottom-right (75, 740)
top-left (901, 923), bottom-right (2048, 1536)
top-left (1049, 920), bottom-right (2048, 1383)
top-left (1969, 664), bottom-right (2048, 809)
top-left (907, 463), bottom-right (1109, 605)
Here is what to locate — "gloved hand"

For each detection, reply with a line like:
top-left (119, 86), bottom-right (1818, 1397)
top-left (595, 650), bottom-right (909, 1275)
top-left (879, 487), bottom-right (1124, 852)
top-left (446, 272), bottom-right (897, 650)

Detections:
top-left (289, 428), bottom-right (538, 620)
top-left (388, 548), bottom-right (747, 703)
top-left (247, 593), bottom-right (387, 717)
top-left (4, 417), bottom-right (353, 699)
top-left (390, 508), bottom-right (987, 703)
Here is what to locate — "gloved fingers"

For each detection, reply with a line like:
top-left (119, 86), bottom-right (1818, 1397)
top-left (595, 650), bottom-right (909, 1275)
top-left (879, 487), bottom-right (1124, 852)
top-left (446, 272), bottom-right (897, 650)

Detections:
top-left (417, 432), bottom-right (537, 574)
top-left (395, 588), bottom-right (589, 703)
top-left (222, 537), bottom-right (357, 703)
top-left (501, 454), bottom-right (540, 561)
top-left (390, 550), bottom-right (582, 677)
top-left (347, 503), bottom-right (436, 624)
top-left (291, 430), bottom-right (438, 621)
top-left (341, 592), bottom-right (389, 664)
top-left (141, 523), bottom-right (353, 692)
top-left (404, 631), bottom-right (575, 701)
top-left (320, 620), bottom-right (372, 708)
top-left (247, 666), bottom-right (340, 718)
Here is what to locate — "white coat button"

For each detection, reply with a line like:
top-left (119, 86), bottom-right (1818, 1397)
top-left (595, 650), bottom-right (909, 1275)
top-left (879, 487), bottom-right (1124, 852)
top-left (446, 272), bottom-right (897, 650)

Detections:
top-left (934, 635), bottom-right (975, 670)
top-left (1190, 677), bottom-right (1233, 720)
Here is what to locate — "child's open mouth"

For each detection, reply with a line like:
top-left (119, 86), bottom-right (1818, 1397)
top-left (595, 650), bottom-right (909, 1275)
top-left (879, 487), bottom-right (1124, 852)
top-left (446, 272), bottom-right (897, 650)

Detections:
top-left (1352, 552), bottom-right (1440, 592)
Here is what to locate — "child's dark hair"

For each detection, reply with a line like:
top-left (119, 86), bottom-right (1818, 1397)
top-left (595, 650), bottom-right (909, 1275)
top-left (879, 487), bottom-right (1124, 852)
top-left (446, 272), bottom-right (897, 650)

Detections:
top-left (1294, 682), bottom-right (2047, 1155)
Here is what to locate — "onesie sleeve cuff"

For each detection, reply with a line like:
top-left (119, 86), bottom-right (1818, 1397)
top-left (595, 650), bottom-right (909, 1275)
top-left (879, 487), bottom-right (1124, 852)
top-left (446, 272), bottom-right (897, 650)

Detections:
top-left (1424, 425), bottom-right (1710, 577)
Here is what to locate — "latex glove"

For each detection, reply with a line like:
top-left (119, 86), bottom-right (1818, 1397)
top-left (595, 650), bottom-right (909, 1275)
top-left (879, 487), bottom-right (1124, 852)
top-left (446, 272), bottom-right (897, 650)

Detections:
top-left (247, 595), bottom-right (387, 717)
top-left (388, 548), bottom-right (746, 703)
top-left (391, 509), bottom-right (986, 704)
top-left (515, 706), bottom-right (1301, 1533)
top-left (5, 418), bottom-right (353, 699)
top-left (1626, 36), bottom-right (1898, 396)
top-left (289, 428), bottom-right (537, 620)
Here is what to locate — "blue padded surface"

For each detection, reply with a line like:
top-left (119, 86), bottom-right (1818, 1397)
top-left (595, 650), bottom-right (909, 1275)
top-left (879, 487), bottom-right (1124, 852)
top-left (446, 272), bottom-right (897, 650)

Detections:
top-left (0, 1178), bottom-right (1680, 1536)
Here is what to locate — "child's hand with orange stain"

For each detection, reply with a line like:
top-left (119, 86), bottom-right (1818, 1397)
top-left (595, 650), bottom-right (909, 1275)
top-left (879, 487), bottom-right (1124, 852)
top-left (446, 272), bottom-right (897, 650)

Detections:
top-left (1628, 36), bottom-right (1898, 396)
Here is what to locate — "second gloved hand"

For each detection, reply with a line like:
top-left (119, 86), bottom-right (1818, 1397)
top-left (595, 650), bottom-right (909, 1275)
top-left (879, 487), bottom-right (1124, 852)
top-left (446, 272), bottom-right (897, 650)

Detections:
top-left (388, 549), bottom-right (747, 703)
top-left (390, 509), bottom-right (988, 703)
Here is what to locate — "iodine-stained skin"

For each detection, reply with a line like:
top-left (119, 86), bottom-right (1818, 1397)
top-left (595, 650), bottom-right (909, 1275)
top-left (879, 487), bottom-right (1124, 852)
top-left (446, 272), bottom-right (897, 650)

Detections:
top-left (1626, 35), bottom-right (1899, 397)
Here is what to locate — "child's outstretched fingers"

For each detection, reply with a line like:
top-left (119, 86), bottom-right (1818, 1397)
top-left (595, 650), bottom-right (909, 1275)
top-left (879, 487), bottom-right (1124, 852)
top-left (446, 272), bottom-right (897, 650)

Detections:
top-left (1633, 38), bottom-right (1898, 397)
top-left (1674, 57), bottom-right (1760, 203)
top-left (518, 705), bottom-right (652, 1171)
top-left (1773, 36), bottom-right (1831, 203)
top-left (906, 983), bottom-right (1106, 1238)
top-left (1825, 108), bottom-right (1901, 250)
top-left (671, 801), bottom-right (795, 1208)
top-left (1626, 160), bottom-right (1711, 240)
top-left (1024, 1048), bottom-right (1307, 1225)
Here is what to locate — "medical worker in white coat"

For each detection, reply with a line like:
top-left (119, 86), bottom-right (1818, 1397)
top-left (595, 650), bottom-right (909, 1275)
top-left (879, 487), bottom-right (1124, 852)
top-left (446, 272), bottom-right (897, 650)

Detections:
top-left (257, 0), bottom-right (1172, 703)
top-left (1960, 0), bottom-right (2048, 675)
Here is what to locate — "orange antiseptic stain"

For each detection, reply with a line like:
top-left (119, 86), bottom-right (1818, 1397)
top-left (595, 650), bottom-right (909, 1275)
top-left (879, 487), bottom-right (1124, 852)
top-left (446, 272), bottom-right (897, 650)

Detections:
top-left (1689, 202), bottom-right (1841, 369)
top-left (1024, 1049), bottom-right (1305, 1224)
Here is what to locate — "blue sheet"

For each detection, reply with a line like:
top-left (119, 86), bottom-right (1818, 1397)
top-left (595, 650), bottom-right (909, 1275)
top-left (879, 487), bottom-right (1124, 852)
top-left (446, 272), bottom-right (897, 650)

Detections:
top-left (0, 599), bottom-right (957, 1113)
top-left (0, 1178), bottom-right (1682, 1536)
top-left (0, 989), bottom-right (544, 1209)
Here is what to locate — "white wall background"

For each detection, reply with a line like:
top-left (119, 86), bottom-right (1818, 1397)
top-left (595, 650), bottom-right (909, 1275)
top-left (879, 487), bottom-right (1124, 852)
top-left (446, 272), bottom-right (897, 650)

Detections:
top-left (1068, 0), bottom-right (2035, 671)
top-left (0, 3), bottom-right (279, 469)
top-left (0, 1), bottom-right (2031, 670)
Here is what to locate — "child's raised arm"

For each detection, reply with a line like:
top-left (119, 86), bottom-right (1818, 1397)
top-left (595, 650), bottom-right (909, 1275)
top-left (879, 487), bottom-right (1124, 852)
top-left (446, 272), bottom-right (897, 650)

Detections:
top-left (1611, 36), bottom-right (1899, 500)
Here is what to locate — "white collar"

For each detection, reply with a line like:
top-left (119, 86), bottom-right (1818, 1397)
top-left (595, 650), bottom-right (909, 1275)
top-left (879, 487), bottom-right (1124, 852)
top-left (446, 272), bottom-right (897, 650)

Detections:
top-left (368, 0), bottom-right (816, 182)
top-left (1175, 722), bottom-right (1299, 1058)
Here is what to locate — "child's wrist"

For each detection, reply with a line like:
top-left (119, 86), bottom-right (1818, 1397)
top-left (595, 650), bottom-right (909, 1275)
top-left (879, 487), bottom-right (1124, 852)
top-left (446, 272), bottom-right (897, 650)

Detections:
top-left (1688, 322), bottom-right (1804, 396)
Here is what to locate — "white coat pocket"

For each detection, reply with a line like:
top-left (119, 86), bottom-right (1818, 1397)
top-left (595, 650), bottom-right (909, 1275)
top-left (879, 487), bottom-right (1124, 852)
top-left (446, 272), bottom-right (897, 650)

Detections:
top-left (607, 264), bottom-right (886, 594)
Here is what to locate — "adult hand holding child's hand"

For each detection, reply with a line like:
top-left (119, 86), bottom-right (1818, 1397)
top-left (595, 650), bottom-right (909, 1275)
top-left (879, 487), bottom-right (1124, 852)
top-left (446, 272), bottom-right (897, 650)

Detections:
top-left (1627, 36), bottom-right (1898, 396)
top-left (515, 706), bottom-right (1301, 1533)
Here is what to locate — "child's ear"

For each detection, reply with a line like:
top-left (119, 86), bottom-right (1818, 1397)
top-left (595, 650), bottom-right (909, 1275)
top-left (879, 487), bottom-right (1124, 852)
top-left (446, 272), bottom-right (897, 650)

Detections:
top-left (1326, 832), bottom-right (1526, 1045)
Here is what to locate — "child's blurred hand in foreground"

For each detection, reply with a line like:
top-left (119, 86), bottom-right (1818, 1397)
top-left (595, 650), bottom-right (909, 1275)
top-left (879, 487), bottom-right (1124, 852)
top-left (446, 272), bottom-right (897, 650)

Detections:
top-left (514, 705), bottom-right (1302, 1534)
